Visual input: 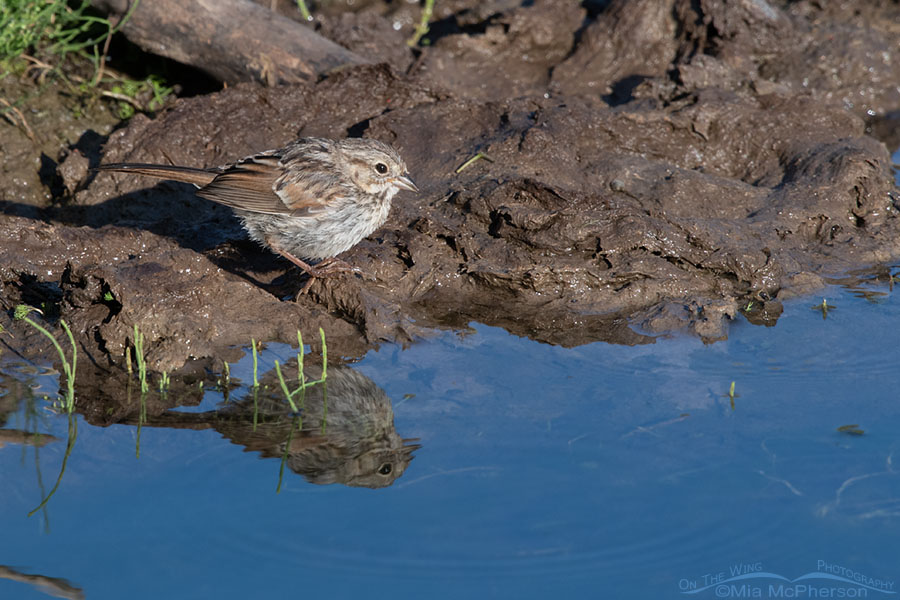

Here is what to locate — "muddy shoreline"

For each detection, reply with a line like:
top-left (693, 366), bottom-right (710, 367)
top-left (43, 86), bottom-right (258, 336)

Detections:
top-left (2, 0), bottom-right (899, 377)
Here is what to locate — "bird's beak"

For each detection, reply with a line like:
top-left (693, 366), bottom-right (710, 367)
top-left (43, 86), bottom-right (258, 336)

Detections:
top-left (393, 174), bottom-right (419, 193)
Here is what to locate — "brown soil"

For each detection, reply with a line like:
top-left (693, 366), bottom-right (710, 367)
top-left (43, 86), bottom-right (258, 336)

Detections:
top-left (2, 0), bottom-right (899, 377)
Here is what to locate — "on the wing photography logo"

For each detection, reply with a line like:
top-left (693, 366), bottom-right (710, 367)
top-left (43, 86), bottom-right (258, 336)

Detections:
top-left (678, 560), bottom-right (895, 598)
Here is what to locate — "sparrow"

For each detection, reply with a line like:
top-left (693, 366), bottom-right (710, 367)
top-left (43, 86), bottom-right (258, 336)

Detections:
top-left (98, 137), bottom-right (418, 292)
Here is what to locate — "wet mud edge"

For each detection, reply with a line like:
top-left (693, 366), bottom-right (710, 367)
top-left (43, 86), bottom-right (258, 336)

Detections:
top-left (1, 0), bottom-right (899, 378)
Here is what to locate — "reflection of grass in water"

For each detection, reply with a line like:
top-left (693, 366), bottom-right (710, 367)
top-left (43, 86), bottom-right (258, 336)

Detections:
top-left (18, 389), bottom-right (53, 528)
top-left (276, 416), bottom-right (301, 493)
top-left (251, 339), bottom-right (260, 431)
top-left (28, 412), bottom-right (78, 517)
top-left (135, 380), bottom-right (148, 458)
top-left (130, 324), bottom-right (150, 457)
top-left (13, 305), bottom-right (77, 413)
top-left (252, 384), bottom-right (260, 432)
top-left (11, 306), bottom-right (78, 517)
top-left (321, 374), bottom-right (328, 434)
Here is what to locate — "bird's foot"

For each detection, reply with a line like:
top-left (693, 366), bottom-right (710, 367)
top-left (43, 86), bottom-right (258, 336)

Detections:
top-left (278, 256), bottom-right (372, 297)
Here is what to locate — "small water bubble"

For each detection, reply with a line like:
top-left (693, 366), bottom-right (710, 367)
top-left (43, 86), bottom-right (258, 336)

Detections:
top-left (393, 20), bottom-right (402, 31)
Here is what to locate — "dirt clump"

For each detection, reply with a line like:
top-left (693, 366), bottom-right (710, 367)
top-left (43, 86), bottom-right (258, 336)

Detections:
top-left (1, 0), bottom-right (899, 373)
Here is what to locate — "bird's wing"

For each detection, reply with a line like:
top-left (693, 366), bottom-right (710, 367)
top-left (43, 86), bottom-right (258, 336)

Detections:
top-left (195, 154), bottom-right (325, 216)
top-left (194, 155), bottom-right (289, 215)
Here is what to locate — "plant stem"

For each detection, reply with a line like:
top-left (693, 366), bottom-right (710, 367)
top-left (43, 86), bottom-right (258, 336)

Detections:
top-left (19, 314), bottom-right (77, 412)
top-left (296, 0), bottom-right (312, 21)
top-left (407, 0), bottom-right (435, 47)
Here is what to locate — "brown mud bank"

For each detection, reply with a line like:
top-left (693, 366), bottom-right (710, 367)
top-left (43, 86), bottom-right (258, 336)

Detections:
top-left (2, 0), bottom-right (899, 375)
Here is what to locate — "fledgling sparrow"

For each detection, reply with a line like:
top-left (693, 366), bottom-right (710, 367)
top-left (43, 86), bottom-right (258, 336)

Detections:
top-left (98, 137), bottom-right (418, 292)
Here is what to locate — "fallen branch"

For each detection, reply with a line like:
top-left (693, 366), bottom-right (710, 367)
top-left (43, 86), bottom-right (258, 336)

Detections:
top-left (90, 0), bottom-right (369, 85)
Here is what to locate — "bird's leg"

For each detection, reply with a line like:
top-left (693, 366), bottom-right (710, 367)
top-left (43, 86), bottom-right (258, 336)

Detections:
top-left (273, 248), bottom-right (318, 277)
top-left (269, 244), bottom-right (369, 296)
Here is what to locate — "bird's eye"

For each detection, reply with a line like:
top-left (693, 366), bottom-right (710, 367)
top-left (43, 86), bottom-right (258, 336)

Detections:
top-left (378, 463), bottom-right (393, 475)
top-left (375, 162), bottom-right (388, 175)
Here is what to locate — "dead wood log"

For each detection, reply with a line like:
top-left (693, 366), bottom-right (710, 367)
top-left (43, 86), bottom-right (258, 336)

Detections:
top-left (91, 0), bottom-right (369, 85)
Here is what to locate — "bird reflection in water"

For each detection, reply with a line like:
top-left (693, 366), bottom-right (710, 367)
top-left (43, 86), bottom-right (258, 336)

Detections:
top-left (157, 365), bottom-right (420, 488)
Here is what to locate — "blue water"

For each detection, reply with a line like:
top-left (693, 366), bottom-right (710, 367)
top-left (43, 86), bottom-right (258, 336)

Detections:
top-left (2, 279), bottom-right (899, 599)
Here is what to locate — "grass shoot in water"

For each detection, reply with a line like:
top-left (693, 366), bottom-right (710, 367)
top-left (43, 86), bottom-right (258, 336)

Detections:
top-left (13, 305), bottom-right (77, 413)
top-left (273, 328), bottom-right (328, 418)
top-left (133, 324), bottom-right (148, 395)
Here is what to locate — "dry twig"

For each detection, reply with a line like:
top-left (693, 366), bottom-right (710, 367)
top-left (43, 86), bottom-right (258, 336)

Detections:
top-left (0, 97), bottom-right (36, 141)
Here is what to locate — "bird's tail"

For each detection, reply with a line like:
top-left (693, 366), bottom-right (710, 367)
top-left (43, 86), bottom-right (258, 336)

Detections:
top-left (96, 163), bottom-right (218, 187)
